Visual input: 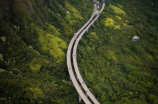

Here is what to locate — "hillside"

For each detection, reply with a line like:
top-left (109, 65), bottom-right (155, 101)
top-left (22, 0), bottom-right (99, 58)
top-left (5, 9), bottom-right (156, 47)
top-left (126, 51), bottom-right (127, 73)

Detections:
top-left (0, 0), bottom-right (158, 103)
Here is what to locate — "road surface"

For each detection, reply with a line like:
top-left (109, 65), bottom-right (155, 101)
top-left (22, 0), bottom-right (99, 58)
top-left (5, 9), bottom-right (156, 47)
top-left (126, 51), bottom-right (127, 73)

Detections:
top-left (67, 1), bottom-right (105, 104)
top-left (72, 3), bottom-right (105, 104)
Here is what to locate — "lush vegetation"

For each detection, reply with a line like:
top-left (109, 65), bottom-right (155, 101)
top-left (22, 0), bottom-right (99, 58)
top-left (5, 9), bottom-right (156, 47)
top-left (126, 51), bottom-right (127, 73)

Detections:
top-left (0, 0), bottom-right (158, 103)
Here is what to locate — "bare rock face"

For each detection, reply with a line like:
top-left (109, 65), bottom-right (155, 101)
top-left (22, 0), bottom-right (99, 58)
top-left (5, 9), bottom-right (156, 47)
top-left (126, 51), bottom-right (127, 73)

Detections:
top-left (132, 35), bottom-right (140, 41)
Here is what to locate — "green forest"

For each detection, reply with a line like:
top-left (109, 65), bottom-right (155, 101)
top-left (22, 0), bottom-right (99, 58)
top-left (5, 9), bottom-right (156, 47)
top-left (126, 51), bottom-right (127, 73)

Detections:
top-left (0, 0), bottom-right (158, 103)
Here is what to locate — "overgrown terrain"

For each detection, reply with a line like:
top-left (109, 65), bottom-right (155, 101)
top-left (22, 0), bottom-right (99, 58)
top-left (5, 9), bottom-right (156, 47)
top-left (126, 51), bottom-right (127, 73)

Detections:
top-left (0, 0), bottom-right (158, 104)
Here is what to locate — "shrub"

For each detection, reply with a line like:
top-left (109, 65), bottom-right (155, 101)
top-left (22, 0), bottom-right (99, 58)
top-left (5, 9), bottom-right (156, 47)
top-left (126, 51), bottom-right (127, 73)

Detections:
top-left (122, 47), bottom-right (130, 54)
top-left (148, 94), bottom-right (158, 104)
top-left (122, 63), bottom-right (133, 73)
top-left (132, 45), bottom-right (144, 54)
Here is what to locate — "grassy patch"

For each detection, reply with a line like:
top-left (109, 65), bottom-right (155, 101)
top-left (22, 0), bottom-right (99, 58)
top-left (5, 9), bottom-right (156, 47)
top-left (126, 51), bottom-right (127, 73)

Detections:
top-left (65, 14), bottom-right (76, 26)
top-left (36, 27), bottom-right (67, 62)
top-left (30, 63), bottom-right (41, 73)
top-left (90, 32), bottom-right (99, 40)
top-left (46, 23), bottom-right (61, 36)
top-left (29, 57), bottom-right (51, 73)
top-left (117, 3), bottom-right (123, 9)
top-left (109, 4), bottom-right (126, 15)
top-left (104, 17), bottom-right (121, 30)
top-left (29, 86), bottom-right (44, 99)
top-left (115, 16), bottom-right (122, 20)
top-left (65, 1), bottom-right (83, 20)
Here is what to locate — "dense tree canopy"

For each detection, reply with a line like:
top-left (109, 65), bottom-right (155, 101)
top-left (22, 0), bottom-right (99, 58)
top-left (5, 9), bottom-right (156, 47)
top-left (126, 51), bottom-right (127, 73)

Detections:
top-left (0, 0), bottom-right (158, 103)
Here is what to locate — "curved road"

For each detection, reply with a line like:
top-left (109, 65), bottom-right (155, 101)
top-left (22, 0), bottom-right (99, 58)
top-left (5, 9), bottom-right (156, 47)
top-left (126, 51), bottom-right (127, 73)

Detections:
top-left (72, 3), bottom-right (105, 104)
top-left (67, 3), bottom-right (98, 104)
top-left (67, 0), bottom-right (106, 104)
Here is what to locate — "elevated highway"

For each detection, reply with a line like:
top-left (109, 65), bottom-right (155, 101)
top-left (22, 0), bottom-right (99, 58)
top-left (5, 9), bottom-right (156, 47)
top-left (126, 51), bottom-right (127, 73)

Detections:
top-left (67, 0), bottom-right (106, 103)
top-left (72, 3), bottom-right (105, 104)
top-left (67, 3), bottom-right (98, 104)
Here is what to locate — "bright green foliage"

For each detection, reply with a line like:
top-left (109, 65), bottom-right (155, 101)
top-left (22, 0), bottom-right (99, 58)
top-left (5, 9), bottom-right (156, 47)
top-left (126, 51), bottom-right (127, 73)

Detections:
top-left (46, 23), bottom-right (61, 36)
top-left (109, 4), bottom-right (126, 15)
top-left (65, 1), bottom-right (83, 20)
top-left (104, 17), bottom-right (121, 29)
top-left (29, 57), bottom-right (52, 73)
top-left (30, 62), bottom-right (41, 73)
top-left (36, 27), bottom-right (67, 62)
top-left (90, 32), bottom-right (99, 40)
top-left (116, 3), bottom-right (123, 9)
top-left (65, 1), bottom-right (83, 26)
top-left (115, 15), bottom-right (122, 20)
top-left (29, 86), bottom-right (44, 99)
top-left (65, 14), bottom-right (77, 26)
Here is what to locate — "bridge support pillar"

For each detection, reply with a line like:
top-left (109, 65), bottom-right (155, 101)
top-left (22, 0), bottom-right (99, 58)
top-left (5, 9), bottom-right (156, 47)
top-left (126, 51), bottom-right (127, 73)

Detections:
top-left (87, 29), bottom-right (88, 33)
top-left (79, 95), bottom-right (82, 102)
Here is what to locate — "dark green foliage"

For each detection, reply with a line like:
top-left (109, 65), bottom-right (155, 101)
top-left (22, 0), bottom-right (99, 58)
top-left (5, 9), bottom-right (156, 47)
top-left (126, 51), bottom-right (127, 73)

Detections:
top-left (0, 0), bottom-right (82, 103)
top-left (132, 45), bottom-right (144, 54)
top-left (122, 47), bottom-right (130, 54)
top-left (122, 64), bottom-right (133, 73)
top-left (0, 60), bottom-right (8, 68)
top-left (77, 0), bottom-right (158, 103)
top-left (148, 94), bottom-right (158, 104)
top-left (0, 0), bottom-right (158, 103)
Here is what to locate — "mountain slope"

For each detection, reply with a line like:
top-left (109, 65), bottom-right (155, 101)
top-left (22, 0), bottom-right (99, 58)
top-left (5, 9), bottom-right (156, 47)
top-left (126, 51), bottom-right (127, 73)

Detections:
top-left (0, 0), bottom-right (158, 104)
